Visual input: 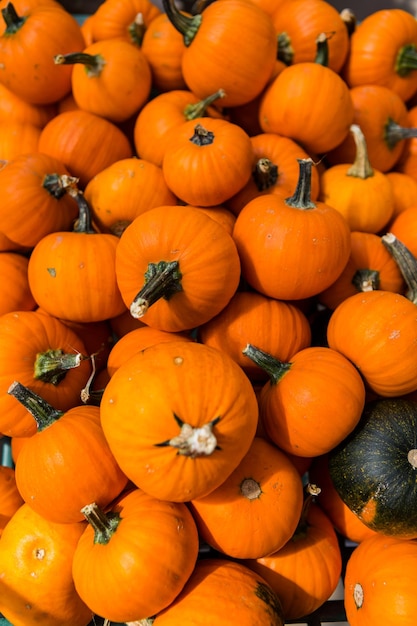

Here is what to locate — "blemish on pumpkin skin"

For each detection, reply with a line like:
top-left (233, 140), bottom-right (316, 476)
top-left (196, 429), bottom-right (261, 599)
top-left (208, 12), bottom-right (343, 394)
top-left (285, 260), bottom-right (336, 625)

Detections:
top-left (173, 356), bottom-right (184, 366)
top-left (47, 267), bottom-right (56, 277)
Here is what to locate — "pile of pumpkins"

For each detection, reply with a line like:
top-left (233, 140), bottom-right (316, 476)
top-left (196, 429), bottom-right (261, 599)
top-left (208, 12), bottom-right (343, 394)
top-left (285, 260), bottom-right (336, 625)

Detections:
top-left (1, 0), bottom-right (417, 624)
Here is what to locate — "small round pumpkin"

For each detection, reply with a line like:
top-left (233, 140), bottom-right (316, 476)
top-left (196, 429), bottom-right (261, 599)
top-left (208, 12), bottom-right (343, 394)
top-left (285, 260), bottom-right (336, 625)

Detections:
top-left (100, 340), bottom-right (259, 502)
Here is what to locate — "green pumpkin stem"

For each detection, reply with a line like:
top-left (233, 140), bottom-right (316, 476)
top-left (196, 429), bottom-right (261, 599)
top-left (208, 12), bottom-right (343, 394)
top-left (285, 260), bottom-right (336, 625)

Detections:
top-left (162, 0), bottom-right (202, 46)
top-left (60, 176), bottom-right (95, 234)
top-left (243, 344), bottom-right (292, 384)
top-left (81, 502), bottom-right (121, 545)
top-left (54, 52), bottom-right (106, 78)
top-left (381, 233), bottom-right (417, 304)
top-left (1, 2), bottom-right (26, 33)
top-left (34, 348), bottom-right (88, 385)
top-left (277, 32), bottom-right (294, 65)
top-left (347, 124), bottom-right (374, 179)
top-left (285, 158), bottom-right (316, 210)
top-left (396, 43), bottom-right (417, 77)
top-left (128, 12), bottom-right (146, 46)
top-left (130, 260), bottom-right (183, 319)
top-left (7, 381), bottom-right (63, 430)
top-left (314, 32), bottom-right (330, 67)
top-left (253, 158), bottom-right (279, 191)
top-left (384, 117), bottom-right (417, 150)
top-left (183, 88), bottom-right (226, 120)
top-left (43, 173), bottom-right (78, 200)
top-left (340, 8), bottom-right (357, 37)
top-left (352, 268), bottom-right (380, 292)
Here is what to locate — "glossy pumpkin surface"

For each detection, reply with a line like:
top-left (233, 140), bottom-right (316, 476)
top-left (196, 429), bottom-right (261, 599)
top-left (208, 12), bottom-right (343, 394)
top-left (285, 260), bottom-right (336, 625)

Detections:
top-left (100, 340), bottom-right (259, 501)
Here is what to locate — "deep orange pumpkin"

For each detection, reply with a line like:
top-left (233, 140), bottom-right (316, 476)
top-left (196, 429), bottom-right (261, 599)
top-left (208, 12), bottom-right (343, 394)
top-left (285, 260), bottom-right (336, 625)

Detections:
top-left (11, 381), bottom-right (128, 524)
top-left (232, 158), bottom-right (351, 301)
top-left (189, 437), bottom-right (304, 559)
top-left (0, 252), bottom-right (36, 315)
top-left (72, 488), bottom-right (199, 622)
top-left (0, 466), bottom-right (24, 537)
top-left (90, 0), bottom-right (161, 45)
top-left (115, 204), bottom-right (241, 332)
top-left (0, 503), bottom-right (92, 626)
top-left (100, 340), bottom-right (259, 502)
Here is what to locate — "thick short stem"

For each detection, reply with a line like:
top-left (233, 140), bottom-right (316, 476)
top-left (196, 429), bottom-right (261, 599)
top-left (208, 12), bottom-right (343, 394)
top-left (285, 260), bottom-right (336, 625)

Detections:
top-left (384, 118), bottom-right (417, 150)
top-left (54, 52), bottom-right (106, 78)
top-left (183, 89), bottom-right (226, 120)
top-left (128, 12), bottom-right (146, 46)
top-left (253, 158), bottom-right (278, 191)
top-left (1, 3), bottom-right (26, 33)
top-left (340, 8), bottom-right (357, 37)
top-left (285, 158), bottom-right (316, 210)
top-left (314, 32), bottom-right (330, 67)
top-left (189, 123), bottom-right (215, 146)
top-left (243, 344), bottom-right (292, 384)
top-left (352, 268), bottom-right (380, 292)
top-left (395, 43), bottom-right (417, 77)
top-left (34, 348), bottom-right (88, 385)
top-left (347, 124), bottom-right (374, 179)
top-left (7, 381), bottom-right (63, 431)
top-left (381, 232), bottom-right (417, 304)
top-left (130, 260), bottom-right (182, 319)
top-left (43, 173), bottom-right (79, 200)
top-left (81, 502), bottom-right (121, 545)
top-left (154, 413), bottom-right (220, 458)
top-left (277, 32), bottom-right (294, 65)
top-left (240, 477), bottom-right (262, 500)
top-left (162, 0), bottom-right (202, 46)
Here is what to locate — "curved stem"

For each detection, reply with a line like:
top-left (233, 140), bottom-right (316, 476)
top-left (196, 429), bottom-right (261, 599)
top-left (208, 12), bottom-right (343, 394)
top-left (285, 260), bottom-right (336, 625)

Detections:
top-left (352, 268), bottom-right (380, 292)
top-left (252, 158), bottom-right (278, 191)
top-left (1, 3), bottom-right (26, 33)
top-left (81, 502), bottom-right (121, 545)
top-left (34, 349), bottom-right (88, 385)
top-left (285, 158), bottom-right (316, 210)
top-left (384, 118), bottom-right (417, 150)
top-left (162, 0), bottom-right (202, 46)
top-left (347, 124), bottom-right (374, 179)
top-left (396, 43), bottom-right (417, 77)
top-left (130, 260), bottom-right (183, 319)
top-left (242, 344), bottom-right (292, 384)
top-left (314, 32), bottom-right (330, 67)
top-left (60, 177), bottom-right (95, 234)
top-left (381, 232), bottom-right (417, 304)
top-left (293, 483), bottom-right (322, 540)
top-left (7, 381), bottom-right (63, 431)
top-left (43, 173), bottom-right (78, 200)
top-left (183, 88), bottom-right (226, 120)
top-left (340, 8), bottom-right (357, 37)
top-left (54, 52), bottom-right (106, 78)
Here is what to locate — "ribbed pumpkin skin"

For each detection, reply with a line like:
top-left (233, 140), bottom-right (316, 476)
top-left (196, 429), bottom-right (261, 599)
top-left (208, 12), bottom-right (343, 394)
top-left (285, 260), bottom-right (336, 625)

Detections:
top-left (344, 534), bottom-right (417, 626)
top-left (100, 340), bottom-right (259, 502)
top-left (328, 398), bottom-right (417, 538)
top-left (327, 291), bottom-right (417, 397)
top-left (152, 558), bottom-right (285, 625)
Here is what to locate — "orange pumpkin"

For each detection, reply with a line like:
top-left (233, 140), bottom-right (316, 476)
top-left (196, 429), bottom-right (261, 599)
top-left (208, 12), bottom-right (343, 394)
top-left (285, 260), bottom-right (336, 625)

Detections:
top-left (0, 309), bottom-right (91, 438)
top-left (198, 290), bottom-right (311, 382)
top-left (0, 152), bottom-right (78, 248)
top-left (0, 503), bottom-right (92, 626)
top-left (28, 182), bottom-right (127, 323)
top-left (163, 0), bottom-right (277, 107)
top-left (150, 558), bottom-right (285, 625)
top-left (100, 340), bottom-right (259, 502)
top-left (245, 344), bottom-right (365, 457)
top-left (115, 204), bottom-right (241, 332)
top-left (38, 109), bottom-right (133, 188)
top-left (11, 381), bottom-right (128, 524)
top-left (245, 486), bottom-right (343, 620)
top-left (0, 466), bottom-right (24, 537)
top-left (90, 0), bottom-right (161, 45)
top-left (141, 11), bottom-right (188, 92)
top-left (0, 120), bottom-right (41, 160)
top-left (385, 171), bottom-right (417, 220)
top-left (320, 124), bottom-right (394, 233)
top-left (162, 117), bottom-right (254, 206)
top-left (344, 534), bottom-right (417, 626)
top-left (318, 230), bottom-right (406, 311)
top-left (54, 38), bottom-right (152, 123)
top-left (342, 8), bottom-right (417, 102)
top-left (84, 157), bottom-right (177, 236)
top-left (389, 206), bottom-right (417, 259)
top-left (232, 158), bottom-right (351, 301)
top-left (0, 252), bottom-right (36, 315)
top-left (189, 437), bottom-right (304, 559)
top-left (72, 488), bottom-right (199, 622)
top-left (0, 82), bottom-right (56, 127)
top-left (0, 1), bottom-right (85, 104)
top-left (259, 34), bottom-right (354, 154)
